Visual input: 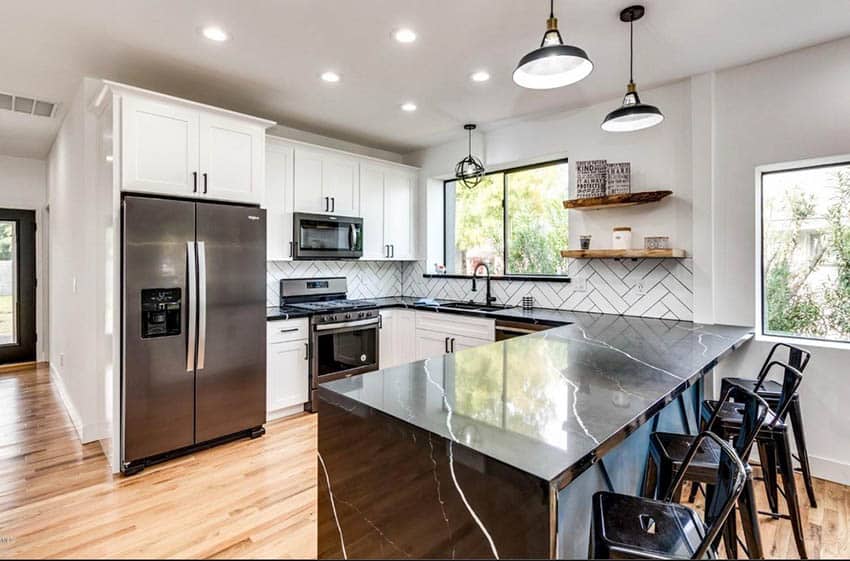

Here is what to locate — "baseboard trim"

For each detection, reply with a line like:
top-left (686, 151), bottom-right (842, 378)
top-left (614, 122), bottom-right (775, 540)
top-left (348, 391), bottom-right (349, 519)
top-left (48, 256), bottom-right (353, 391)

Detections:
top-left (809, 455), bottom-right (850, 486)
top-left (267, 403), bottom-right (307, 422)
top-left (48, 364), bottom-right (110, 444)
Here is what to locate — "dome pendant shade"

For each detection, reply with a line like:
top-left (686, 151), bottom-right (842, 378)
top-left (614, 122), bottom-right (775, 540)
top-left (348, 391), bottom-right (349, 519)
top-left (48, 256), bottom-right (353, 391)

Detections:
top-left (601, 86), bottom-right (664, 132)
top-left (513, 4), bottom-right (593, 90)
top-left (455, 124), bottom-right (486, 189)
top-left (602, 5), bottom-right (663, 132)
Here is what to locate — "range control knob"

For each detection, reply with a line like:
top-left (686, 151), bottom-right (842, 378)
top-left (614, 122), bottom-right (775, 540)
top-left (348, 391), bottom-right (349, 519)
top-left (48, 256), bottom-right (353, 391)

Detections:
top-left (344, 313), bottom-right (352, 320)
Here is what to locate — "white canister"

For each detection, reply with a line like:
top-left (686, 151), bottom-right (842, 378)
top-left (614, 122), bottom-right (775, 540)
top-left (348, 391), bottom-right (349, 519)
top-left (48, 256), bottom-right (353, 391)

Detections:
top-left (612, 227), bottom-right (632, 250)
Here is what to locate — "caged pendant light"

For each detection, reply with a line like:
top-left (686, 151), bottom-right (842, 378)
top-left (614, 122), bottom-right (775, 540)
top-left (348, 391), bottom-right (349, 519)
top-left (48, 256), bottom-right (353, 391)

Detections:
top-left (455, 124), bottom-right (486, 189)
top-left (601, 5), bottom-right (664, 132)
top-left (513, 0), bottom-right (593, 90)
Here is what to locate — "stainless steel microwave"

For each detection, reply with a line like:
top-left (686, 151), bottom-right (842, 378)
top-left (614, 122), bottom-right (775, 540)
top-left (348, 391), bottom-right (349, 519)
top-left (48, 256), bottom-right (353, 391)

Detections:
top-left (293, 213), bottom-right (363, 260)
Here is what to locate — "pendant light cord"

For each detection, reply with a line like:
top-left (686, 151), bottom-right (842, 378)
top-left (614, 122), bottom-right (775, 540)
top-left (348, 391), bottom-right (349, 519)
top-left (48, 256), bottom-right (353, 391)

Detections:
top-left (550, 0), bottom-right (554, 18)
top-left (629, 18), bottom-right (634, 85)
top-left (468, 128), bottom-right (472, 157)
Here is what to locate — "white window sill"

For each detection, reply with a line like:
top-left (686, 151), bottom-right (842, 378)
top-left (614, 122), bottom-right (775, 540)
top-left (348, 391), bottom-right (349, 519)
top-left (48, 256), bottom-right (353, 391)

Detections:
top-left (756, 332), bottom-right (850, 352)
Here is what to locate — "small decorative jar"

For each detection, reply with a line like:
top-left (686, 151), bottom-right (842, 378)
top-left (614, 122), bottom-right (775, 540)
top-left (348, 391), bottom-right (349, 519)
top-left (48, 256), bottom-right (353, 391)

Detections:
top-left (580, 235), bottom-right (592, 250)
top-left (612, 227), bottom-right (632, 250)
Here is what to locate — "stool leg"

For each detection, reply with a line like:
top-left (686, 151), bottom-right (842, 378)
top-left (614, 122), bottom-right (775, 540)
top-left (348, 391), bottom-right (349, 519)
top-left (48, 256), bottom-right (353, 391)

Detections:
top-left (789, 398), bottom-right (818, 508)
top-left (738, 475), bottom-right (764, 559)
top-left (722, 508), bottom-right (738, 559)
top-left (758, 439), bottom-right (780, 517)
top-left (642, 454), bottom-right (659, 499)
top-left (686, 481), bottom-right (700, 503)
top-left (777, 432), bottom-right (808, 559)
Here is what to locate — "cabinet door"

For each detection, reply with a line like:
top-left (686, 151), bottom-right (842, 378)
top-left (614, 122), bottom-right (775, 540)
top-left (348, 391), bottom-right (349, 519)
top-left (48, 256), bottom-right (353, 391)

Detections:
top-left (384, 169), bottom-right (415, 259)
top-left (293, 148), bottom-right (325, 212)
top-left (396, 310), bottom-right (417, 364)
top-left (266, 140), bottom-right (294, 260)
top-left (121, 95), bottom-right (199, 196)
top-left (360, 164), bottom-right (386, 259)
top-left (267, 339), bottom-right (310, 415)
top-left (199, 113), bottom-right (264, 204)
top-left (379, 310), bottom-right (395, 368)
top-left (323, 154), bottom-right (359, 216)
top-left (416, 329), bottom-right (451, 361)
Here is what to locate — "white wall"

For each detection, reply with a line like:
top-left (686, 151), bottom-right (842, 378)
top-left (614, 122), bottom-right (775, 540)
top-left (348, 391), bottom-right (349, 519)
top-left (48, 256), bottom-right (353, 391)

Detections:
top-left (46, 78), bottom-right (108, 444)
top-left (702, 36), bottom-right (850, 484)
top-left (0, 155), bottom-right (48, 362)
top-left (405, 79), bottom-right (694, 266)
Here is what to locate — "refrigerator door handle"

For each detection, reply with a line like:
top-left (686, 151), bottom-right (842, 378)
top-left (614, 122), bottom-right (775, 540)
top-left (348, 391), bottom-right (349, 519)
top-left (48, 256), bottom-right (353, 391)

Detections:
top-left (197, 241), bottom-right (207, 370)
top-left (186, 241), bottom-right (197, 372)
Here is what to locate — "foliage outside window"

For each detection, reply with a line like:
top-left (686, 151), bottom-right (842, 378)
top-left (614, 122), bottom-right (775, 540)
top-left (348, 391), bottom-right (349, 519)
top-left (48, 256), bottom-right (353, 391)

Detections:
top-left (444, 160), bottom-right (569, 276)
top-left (761, 162), bottom-right (850, 344)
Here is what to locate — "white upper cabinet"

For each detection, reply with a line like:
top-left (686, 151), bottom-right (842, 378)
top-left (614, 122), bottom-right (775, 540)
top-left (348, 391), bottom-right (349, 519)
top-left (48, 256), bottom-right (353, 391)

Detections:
top-left (266, 139), bottom-right (295, 260)
top-left (293, 147), bottom-right (359, 215)
top-left (121, 95), bottom-right (200, 197)
top-left (199, 113), bottom-right (265, 204)
top-left (360, 163), bottom-right (387, 259)
top-left (384, 168), bottom-right (415, 259)
top-left (113, 83), bottom-right (273, 204)
top-left (358, 163), bottom-right (417, 259)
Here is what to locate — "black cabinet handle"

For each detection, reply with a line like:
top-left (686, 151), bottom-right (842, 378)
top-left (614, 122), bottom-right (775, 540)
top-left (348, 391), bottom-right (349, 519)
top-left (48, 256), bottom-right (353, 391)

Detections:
top-left (192, 171), bottom-right (198, 193)
top-left (305, 342), bottom-right (310, 361)
top-left (289, 241), bottom-right (294, 258)
top-left (331, 197), bottom-right (335, 213)
top-left (451, 338), bottom-right (456, 353)
top-left (203, 172), bottom-right (208, 194)
top-left (445, 337), bottom-right (449, 354)
top-left (324, 197), bottom-right (329, 212)
top-left (391, 244), bottom-right (395, 258)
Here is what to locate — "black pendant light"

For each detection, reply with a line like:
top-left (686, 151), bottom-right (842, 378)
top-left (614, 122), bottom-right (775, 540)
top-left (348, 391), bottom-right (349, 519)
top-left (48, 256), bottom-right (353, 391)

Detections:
top-left (513, 0), bottom-right (593, 90)
top-left (602, 5), bottom-right (663, 132)
top-left (455, 124), bottom-right (485, 189)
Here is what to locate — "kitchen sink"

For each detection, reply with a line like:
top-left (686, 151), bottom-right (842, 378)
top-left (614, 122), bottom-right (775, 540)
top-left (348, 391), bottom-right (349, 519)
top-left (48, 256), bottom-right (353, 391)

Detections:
top-left (439, 302), bottom-right (510, 312)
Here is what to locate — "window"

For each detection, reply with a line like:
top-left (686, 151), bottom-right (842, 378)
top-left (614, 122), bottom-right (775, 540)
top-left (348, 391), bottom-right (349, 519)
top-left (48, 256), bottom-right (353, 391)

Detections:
top-left (759, 159), bottom-right (850, 345)
top-left (444, 159), bottom-right (569, 276)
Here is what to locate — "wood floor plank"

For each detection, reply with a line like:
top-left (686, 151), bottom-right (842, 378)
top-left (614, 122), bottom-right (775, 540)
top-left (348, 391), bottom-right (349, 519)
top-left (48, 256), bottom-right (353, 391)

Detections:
top-left (0, 364), bottom-right (848, 559)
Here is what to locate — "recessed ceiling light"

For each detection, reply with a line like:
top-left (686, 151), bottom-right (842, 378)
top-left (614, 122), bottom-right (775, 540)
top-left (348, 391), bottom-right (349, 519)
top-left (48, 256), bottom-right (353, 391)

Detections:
top-left (201, 26), bottom-right (229, 42)
top-left (321, 71), bottom-right (341, 83)
top-left (401, 102), bottom-right (417, 112)
top-left (470, 70), bottom-right (491, 83)
top-left (393, 28), bottom-right (417, 43)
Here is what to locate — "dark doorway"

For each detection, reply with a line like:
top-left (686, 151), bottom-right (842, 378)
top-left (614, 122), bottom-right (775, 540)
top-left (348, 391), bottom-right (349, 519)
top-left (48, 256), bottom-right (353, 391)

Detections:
top-left (0, 209), bottom-right (36, 364)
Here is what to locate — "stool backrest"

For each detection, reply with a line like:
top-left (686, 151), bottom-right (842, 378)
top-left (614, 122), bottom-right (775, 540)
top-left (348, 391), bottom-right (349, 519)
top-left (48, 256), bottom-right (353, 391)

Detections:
top-left (754, 343), bottom-right (810, 392)
top-left (764, 361), bottom-right (804, 426)
top-left (663, 431), bottom-right (748, 559)
top-left (705, 383), bottom-right (769, 461)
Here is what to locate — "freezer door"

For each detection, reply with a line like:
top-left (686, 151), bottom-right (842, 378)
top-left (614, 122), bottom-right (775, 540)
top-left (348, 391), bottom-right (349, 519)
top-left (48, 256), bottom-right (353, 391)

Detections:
top-left (194, 202), bottom-right (267, 442)
top-left (122, 196), bottom-right (197, 464)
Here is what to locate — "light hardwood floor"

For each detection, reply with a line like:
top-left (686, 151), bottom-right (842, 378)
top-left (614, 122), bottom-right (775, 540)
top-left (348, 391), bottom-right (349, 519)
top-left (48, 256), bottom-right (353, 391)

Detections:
top-left (0, 365), bottom-right (848, 559)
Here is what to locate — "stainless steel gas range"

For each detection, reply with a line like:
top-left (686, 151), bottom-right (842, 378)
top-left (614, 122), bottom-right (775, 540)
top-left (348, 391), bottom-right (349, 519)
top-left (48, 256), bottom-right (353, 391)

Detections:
top-left (280, 277), bottom-right (380, 411)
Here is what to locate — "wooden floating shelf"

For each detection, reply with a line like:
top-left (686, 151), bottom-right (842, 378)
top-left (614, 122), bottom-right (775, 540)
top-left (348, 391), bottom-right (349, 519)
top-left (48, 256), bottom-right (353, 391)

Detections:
top-left (563, 190), bottom-right (673, 210)
top-left (560, 248), bottom-right (686, 259)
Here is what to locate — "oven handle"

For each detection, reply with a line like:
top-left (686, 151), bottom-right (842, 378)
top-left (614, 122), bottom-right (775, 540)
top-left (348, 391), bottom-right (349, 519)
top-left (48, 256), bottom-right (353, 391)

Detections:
top-left (314, 317), bottom-right (381, 331)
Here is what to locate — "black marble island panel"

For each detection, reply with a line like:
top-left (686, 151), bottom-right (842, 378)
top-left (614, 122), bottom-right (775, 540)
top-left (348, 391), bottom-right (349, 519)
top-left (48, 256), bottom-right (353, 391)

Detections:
top-left (318, 314), bottom-right (753, 558)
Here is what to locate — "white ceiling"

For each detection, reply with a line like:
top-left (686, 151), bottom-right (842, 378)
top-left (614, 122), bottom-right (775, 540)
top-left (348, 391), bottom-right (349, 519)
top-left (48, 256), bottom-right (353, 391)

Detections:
top-left (1, 0), bottom-right (849, 159)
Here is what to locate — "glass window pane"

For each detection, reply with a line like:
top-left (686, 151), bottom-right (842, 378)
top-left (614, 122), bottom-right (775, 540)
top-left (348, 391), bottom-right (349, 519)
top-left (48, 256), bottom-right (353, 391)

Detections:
top-left (762, 163), bottom-right (850, 343)
top-left (445, 174), bottom-right (505, 275)
top-left (506, 163), bottom-right (569, 275)
top-left (0, 221), bottom-right (17, 345)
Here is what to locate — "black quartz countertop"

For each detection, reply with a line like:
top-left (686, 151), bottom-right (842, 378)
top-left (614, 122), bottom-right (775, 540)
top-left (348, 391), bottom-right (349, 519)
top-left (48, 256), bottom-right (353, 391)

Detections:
top-left (319, 313), bottom-right (753, 485)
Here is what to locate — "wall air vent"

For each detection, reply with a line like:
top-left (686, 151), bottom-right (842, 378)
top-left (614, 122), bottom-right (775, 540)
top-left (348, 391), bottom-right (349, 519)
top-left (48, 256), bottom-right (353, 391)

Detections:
top-left (0, 91), bottom-right (57, 118)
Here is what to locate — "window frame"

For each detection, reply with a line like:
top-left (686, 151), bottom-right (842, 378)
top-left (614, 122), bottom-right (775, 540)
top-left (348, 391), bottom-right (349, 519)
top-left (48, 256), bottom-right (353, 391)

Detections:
top-left (442, 156), bottom-right (570, 279)
top-left (755, 154), bottom-right (850, 350)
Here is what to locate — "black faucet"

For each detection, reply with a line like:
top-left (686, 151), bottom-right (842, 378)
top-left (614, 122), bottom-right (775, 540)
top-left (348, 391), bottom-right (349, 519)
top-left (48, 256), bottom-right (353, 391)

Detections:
top-left (471, 263), bottom-right (497, 306)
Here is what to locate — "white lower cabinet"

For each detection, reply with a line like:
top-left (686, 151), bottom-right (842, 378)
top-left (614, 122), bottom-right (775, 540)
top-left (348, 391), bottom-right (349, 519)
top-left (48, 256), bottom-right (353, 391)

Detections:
top-left (413, 311), bottom-right (494, 361)
top-left (266, 319), bottom-right (310, 420)
top-left (379, 309), bottom-right (416, 368)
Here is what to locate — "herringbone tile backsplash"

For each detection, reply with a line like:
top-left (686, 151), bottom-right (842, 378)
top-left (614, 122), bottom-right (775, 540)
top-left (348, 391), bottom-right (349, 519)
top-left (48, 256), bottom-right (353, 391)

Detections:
top-left (266, 260), bottom-right (403, 305)
top-left (267, 258), bottom-right (694, 320)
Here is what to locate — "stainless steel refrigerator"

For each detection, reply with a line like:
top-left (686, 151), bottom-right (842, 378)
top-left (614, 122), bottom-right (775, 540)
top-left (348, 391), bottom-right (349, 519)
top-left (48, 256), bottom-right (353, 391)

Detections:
top-left (121, 195), bottom-right (266, 475)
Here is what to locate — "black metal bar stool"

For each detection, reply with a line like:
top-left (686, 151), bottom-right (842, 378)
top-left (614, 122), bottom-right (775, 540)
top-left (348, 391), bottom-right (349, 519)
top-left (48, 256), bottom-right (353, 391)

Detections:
top-left (702, 361), bottom-right (807, 559)
top-left (720, 342), bottom-right (816, 508)
top-left (590, 431), bottom-right (747, 560)
top-left (643, 384), bottom-right (769, 559)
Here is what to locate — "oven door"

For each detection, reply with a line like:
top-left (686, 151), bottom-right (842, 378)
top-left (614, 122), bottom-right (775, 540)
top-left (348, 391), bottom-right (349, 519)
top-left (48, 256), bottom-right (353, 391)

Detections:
top-left (294, 213), bottom-right (363, 259)
top-left (312, 317), bottom-right (380, 386)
